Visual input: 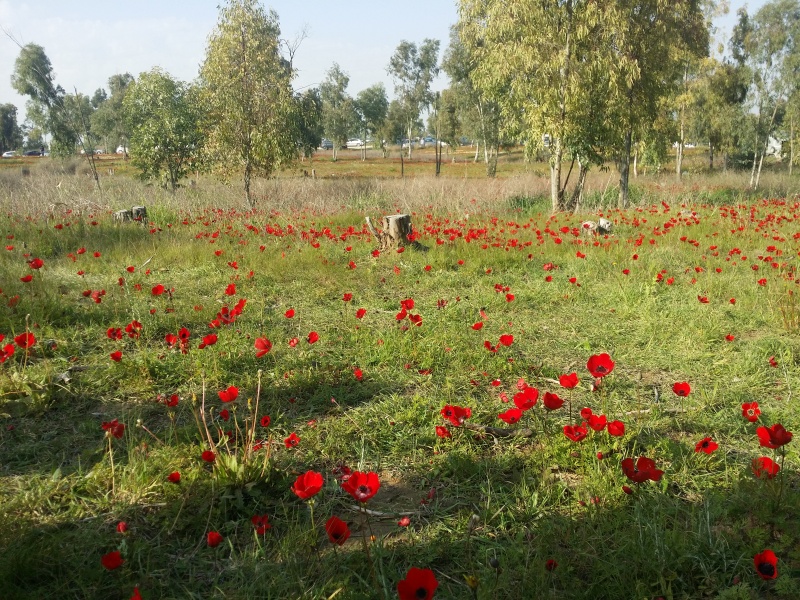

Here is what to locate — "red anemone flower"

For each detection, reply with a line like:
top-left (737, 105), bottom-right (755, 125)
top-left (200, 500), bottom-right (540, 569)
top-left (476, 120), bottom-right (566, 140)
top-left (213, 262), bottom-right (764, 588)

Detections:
top-left (254, 337), bottom-right (272, 357)
top-left (19, 274), bottom-right (33, 283)
top-left (754, 549), bottom-right (778, 580)
top-left (435, 426), bottom-right (451, 438)
top-left (498, 408), bottom-right (523, 424)
top-left (513, 386), bottom-right (539, 411)
top-left (607, 420), bottom-right (626, 437)
top-left (167, 471), bottom-right (181, 483)
top-left (742, 401), bottom-right (760, 422)
top-left (14, 332), bottom-right (35, 349)
top-left (201, 450), bottom-right (215, 463)
top-left (543, 391), bottom-right (564, 410)
top-left (752, 456), bottom-right (780, 479)
top-left (101, 550), bottom-right (124, 570)
top-left (218, 386), bottom-right (239, 403)
top-left (284, 432), bottom-right (300, 448)
top-left (756, 423), bottom-right (793, 448)
top-left (260, 415), bottom-right (271, 427)
top-left (621, 456), bottom-right (663, 483)
top-left (225, 283), bottom-right (236, 296)
top-left (498, 334), bottom-right (514, 347)
top-left (672, 382), bottom-right (691, 397)
top-left (563, 422), bottom-right (588, 442)
top-left (152, 284), bottom-right (165, 296)
top-left (586, 353), bottom-right (614, 378)
top-left (325, 516), bottom-right (351, 546)
top-left (559, 372), bottom-right (579, 388)
top-left (307, 331), bottom-right (320, 344)
top-left (341, 471), bottom-right (380, 502)
top-left (29, 257), bottom-right (44, 269)
top-left (440, 404), bottom-right (471, 426)
top-left (207, 531), bottom-right (224, 547)
top-left (588, 414), bottom-right (607, 431)
top-left (251, 514), bottom-right (271, 535)
top-left (102, 419), bottom-right (125, 439)
top-left (397, 567), bottom-right (438, 600)
top-left (356, 308), bottom-right (367, 319)
top-left (292, 470), bottom-right (323, 499)
top-left (694, 437), bottom-right (718, 454)
top-left (284, 308), bottom-right (295, 318)
top-left (110, 350), bottom-right (123, 362)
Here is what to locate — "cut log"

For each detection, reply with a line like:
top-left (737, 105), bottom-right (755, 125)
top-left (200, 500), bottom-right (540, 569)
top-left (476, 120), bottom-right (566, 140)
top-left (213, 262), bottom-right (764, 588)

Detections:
top-left (113, 209), bottom-right (133, 223)
top-left (366, 214), bottom-right (428, 252)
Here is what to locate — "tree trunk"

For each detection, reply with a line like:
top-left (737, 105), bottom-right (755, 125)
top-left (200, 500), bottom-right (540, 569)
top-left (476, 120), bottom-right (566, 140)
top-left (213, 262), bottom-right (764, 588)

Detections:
top-left (633, 147), bottom-right (638, 178)
top-left (550, 137), bottom-right (563, 212)
top-left (366, 214), bottom-right (413, 251)
top-left (618, 129), bottom-right (632, 209)
top-left (790, 117), bottom-right (794, 177)
top-left (407, 122), bottom-right (413, 159)
top-left (473, 141), bottom-right (480, 163)
top-left (244, 162), bottom-right (253, 208)
top-left (709, 142), bottom-right (714, 171)
top-left (749, 141), bottom-right (758, 189)
top-left (755, 152), bottom-right (765, 190)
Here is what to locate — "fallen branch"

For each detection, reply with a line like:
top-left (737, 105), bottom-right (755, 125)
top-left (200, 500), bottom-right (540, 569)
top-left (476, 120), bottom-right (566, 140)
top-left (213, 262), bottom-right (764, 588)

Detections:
top-left (346, 506), bottom-right (418, 519)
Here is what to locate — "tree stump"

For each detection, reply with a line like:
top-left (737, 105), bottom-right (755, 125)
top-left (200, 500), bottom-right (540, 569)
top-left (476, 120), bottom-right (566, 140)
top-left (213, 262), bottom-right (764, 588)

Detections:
top-left (366, 214), bottom-right (412, 251)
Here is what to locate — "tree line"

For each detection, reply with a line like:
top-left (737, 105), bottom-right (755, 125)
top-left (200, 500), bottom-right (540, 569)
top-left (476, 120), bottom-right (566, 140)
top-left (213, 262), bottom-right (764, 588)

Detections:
top-left (5, 0), bottom-right (800, 209)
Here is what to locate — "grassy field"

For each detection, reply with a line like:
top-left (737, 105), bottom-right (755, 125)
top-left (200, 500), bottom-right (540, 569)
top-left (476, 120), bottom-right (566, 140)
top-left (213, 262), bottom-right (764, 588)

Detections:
top-left (0, 160), bottom-right (799, 599)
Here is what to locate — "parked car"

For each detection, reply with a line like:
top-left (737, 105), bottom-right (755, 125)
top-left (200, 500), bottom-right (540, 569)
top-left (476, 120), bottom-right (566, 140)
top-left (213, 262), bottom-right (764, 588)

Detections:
top-left (24, 150), bottom-right (42, 156)
top-left (318, 139), bottom-right (333, 150)
top-left (116, 146), bottom-right (129, 154)
top-left (2, 150), bottom-right (16, 158)
top-left (346, 138), bottom-right (364, 149)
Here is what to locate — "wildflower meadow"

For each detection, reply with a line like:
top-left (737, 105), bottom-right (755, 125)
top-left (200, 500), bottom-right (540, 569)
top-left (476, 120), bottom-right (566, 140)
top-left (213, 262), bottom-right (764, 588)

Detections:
top-left (0, 168), bottom-right (798, 599)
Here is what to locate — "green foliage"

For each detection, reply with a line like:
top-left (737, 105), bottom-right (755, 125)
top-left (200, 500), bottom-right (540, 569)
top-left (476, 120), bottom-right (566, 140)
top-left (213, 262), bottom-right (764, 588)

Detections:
top-left (91, 73), bottom-right (134, 152)
top-left (0, 104), bottom-right (23, 153)
top-left (123, 68), bottom-right (204, 190)
top-left (320, 63), bottom-right (357, 160)
top-left (199, 0), bottom-right (298, 206)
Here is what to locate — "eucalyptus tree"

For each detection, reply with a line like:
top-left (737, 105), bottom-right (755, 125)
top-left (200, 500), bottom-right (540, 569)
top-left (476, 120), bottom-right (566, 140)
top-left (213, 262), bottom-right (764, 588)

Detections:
top-left (0, 104), bottom-right (23, 153)
top-left (320, 63), bottom-right (356, 161)
top-left (91, 73), bottom-right (134, 155)
top-left (200, 0), bottom-right (297, 207)
top-left (387, 39), bottom-right (440, 159)
top-left (733, 0), bottom-right (800, 187)
top-left (354, 83), bottom-right (388, 160)
top-left (123, 69), bottom-right (204, 191)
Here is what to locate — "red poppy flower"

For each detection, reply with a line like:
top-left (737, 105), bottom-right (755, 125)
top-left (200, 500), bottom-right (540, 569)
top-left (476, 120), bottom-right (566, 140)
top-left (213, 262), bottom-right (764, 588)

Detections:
top-left (694, 437), bottom-right (718, 454)
top-left (471, 322), bottom-right (483, 331)
top-left (341, 470), bottom-right (380, 502)
top-left (563, 422), bottom-right (588, 442)
top-left (498, 408), bottom-right (523, 424)
top-left (435, 425), bottom-right (451, 438)
top-left (110, 350), bottom-right (123, 362)
top-left (607, 420), bottom-right (625, 436)
top-left (225, 283), bottom-right (236, 296)
top-left (19, 274), bottom-right (33, 283)
top-left (207, 531), bottom-right (224, 547)
top-left (201, 450), bottom-right (215, 463)
top-left (116, 521), bottom-right (128, 533)
top-left (219, 409), bottom-right (230, 422)
top-left (756, 423), bottom-right (793, 448)
top-left (697, 295), bottom-right (709, 303)
top-left (672, 382), bottom-right (691, 397)
top-left (741, 402), bottom-right (760, 422)
top-left (513, 387), bottom-right (539, 411)
top-left (725, 334), bottom-right (735, 342)
top-left (754, 549), bottom-right (778, 580)
top-left (356, 308), bottom-right (367, 319)
top-left (543, 391), bottom-right (564, 410)
top-left (397, 567), bottom-right (438, 600)
top-left (588, 414), bottom-right (607, 431)
top-left (179, 327), bottom-right (190, 341)
top-left (152, 284), bottom-right (165, 296)
top-left (587, 353), bottom-right (614, 378)
top-left (254, 337), bottom-right (272, 357)
top-left (621, 456), bottom-right (663, 483)
top-left (101, 550), bottom-right (124, 570)
top-left (307, 331), bottom-right (319, 344)
top-left (218, 386), bottom-right (239, 403)
top-left (343, 293), bottom-right (353, 302)
top-left (130, 587), bottom-right (142, 600)
top-left (284, 432), bottom-right (300, 448)
top-left (166, 394), bottom-right (179, 407)
top-left (292, 470), bottom-right (323, 499)
top-left (440, 404), bottom-right (471, 426)
top-left (545, 559), bottom-right (558, 571)
top-left (498, 334), bottom-right (514, 347)
top-left (580, 407), bottom-right (593, 419)
top-left (28, 257), bottom-right (44, 269)
top-left (769, 355), bottom-right (778, 367)
top-left (284, 308), bottom-right (295, 318)
top-left (14, 332), bottom-right (35, 349)
top-left (398, 516), bottom-right (411, 527)
top-left (252, 514), bottom-right (271, 535)
top-left (260, 415), bottom-right (271, 427)
top-left (167, 471), bottom-right (181, 483)
top-left (288, 337), bottom-right (299, 347)
top-left (752, 456), bottom-right (780, 479)
top-left (325, 516), bottom-right (351, 545)
top-left (165, 332), bottom-right (178, 347)
top-left (353, 367), bottom-right (363, 381)
top-left (559, 372), bottom-right (579, 388)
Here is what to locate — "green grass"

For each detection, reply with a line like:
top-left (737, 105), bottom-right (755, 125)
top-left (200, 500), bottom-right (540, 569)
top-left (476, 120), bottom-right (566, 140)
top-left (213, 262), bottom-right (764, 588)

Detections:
top-left (0, 169), bottom-right (799, 599)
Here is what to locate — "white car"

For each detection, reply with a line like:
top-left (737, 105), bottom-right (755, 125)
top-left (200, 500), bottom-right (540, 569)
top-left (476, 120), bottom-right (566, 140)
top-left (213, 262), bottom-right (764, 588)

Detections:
top-left (346, 138), bottom-right (364, 149)
top-left (116, 146), bottom-right (129, 154)
top-left (2, 151), bottom-right (16, 158)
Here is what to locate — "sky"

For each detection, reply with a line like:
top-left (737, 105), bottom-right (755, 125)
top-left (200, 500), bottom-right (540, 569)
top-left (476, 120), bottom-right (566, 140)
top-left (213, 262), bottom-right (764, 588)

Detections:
top-left (0, 0), bottom-right (766, 125)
